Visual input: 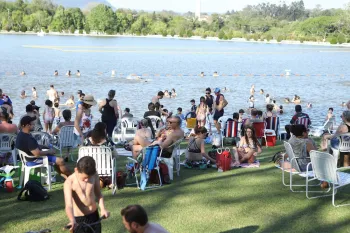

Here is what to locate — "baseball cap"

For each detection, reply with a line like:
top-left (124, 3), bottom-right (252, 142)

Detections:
top-left (20, 115), bottom-right (36, 127)
top-left (214, 88), bottom-right (220, 93)
top-left (77, 90), bottom-right (82, 95)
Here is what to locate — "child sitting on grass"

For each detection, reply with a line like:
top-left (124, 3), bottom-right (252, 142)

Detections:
top-left (64, 156), bottom-right (110, 233)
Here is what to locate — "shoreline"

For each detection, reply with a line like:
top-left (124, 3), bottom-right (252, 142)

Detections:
top-left (2, 30), bottom-right (350, 48)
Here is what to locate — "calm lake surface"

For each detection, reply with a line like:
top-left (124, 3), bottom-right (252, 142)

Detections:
top-left (1, 34), bottom-right (349, 128)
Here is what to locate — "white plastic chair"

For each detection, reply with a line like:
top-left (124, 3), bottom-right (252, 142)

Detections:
top-left (329, 133), bottom-right (350, 161)
top-left (18, 149), bottom-right (52, 190)
top-left (53, 126), bottom-right (75, 160)
top-left (282, 141), bottom-right (320, 192)
top-left (0, 133), bottom-right (17, 165)
top-left (307, 151), bottom-right (350, 207)
top-left (146, 116), bottom-right (162, 131)
top-left (78, 146), bottom-right (117, 195)
top-left (31, 132), bottom-right (52, 147)
top-left (121, 117), bottom-right (138, 142)
top-left (159, 138), bottom-right (183, 180)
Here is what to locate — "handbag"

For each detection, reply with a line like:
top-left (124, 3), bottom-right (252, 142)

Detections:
top-left (216, 148), bottom-right (232, 172)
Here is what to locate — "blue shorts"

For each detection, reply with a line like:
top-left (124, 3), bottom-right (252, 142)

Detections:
top-left (26, 155), bottom-right (57, 166)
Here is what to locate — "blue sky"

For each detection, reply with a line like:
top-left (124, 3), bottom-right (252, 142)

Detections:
top-left (106, 0), bottom-right (348, 13)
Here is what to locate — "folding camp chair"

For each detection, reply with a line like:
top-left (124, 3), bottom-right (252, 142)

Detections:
top-left (159, 138), bottom-right (183, 179)
top-left (306, 151), bottom-right (350, 207)
top-left (221, 121), bottom-right (241, 147)
top-left (253, 122), bottom-right (265, 145)
top-left (78, 146), bottom-right (117, 195)
top-left (282, 141), bottom-right (320, 192)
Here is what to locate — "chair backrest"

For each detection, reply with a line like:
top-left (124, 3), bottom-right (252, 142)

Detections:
top-left (224, 121), bottom-right (241, 138)
top-left (30, 132), bottom-right (52, 146)
top-left (265, 116), bottom-right (279, 133)
top-left (121, 117), bottom-right (138, 134)
top-left (218, 116), bottom-right (231, 130)
top-left (78, 146), bottom-right (113, 177)
top-left (253, 122), bottom-right (265, 138)
top-left (146, 116), bottom-right (162, 130)
top-left (0, 133), bottom-right (16, 151)
top-left (170, 138), bottom-right (183, 157)
top-left (17, 149), bottom-right (36, 164)
top-left (283, 141), bottom-right (301, 172)
top-left (295, 117), bottom-right (309, 128)
top-left (310, 150), bottom-right (338, 184)
top-left (338, 133), bottom-right (350, 152)
top-left (58, 126), bottom-right (75, 148)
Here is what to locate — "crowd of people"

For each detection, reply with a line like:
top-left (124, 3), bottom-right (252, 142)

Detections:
top-left (0, 82), bottom-right (350, 232)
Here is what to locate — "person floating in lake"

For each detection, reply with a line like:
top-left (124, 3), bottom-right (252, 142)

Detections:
top-left (284, 97), bottom-right (291, 103)
top-left (213, 71), bottom-right (219, 77)
top-left (307, 102), bottom-right (312, 108)
top-left (292, 94), bottom-right (301, 104)
top-left (66, 70), bottom-right (71, 77)
top-left (279, 105), bottom-right (284, 114)
top-left (76, 70), bottom-right (81, 77)
top-left (54, 70), bottom-right (58, 76)
top-left (171, 88), bottom-right (177, 98)
top-left (20, 90), bottom-right (27, 99)
top-left (260, 89), bottom-right (264, 95)
top-left (164, 90), bottom-right (170, 98)
top-left (20, 71), bottom-right (26, 76)
top-left (200, 72), bottom-right (205, 77)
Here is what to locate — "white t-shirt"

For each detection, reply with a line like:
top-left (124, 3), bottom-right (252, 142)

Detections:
top-left (144, 223), bottom-right (169, 233)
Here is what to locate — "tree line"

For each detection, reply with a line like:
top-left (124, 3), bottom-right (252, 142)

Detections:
top-left (1, 0), bottom-right (350, 44)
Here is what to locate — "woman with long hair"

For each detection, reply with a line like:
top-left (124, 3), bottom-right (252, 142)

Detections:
top-left (196, 96), bottom-right (208, 127)
top-left (235, 125), bottom-right (262, 164)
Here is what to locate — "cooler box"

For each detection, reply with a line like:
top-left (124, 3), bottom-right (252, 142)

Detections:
top-left (186, 118), bottom-right (197, 129)
top-left (266, 135), bottom-right (277, 147)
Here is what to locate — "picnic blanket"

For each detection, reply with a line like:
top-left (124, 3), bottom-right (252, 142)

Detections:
top-left (239, 161), bottom-right (260, 168)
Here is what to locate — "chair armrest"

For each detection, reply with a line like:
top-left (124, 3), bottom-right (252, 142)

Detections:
top-left (336, 166), bottom-right (350, 171)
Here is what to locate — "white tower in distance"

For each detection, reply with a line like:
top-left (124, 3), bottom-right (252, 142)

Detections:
top-left (195, 0), bottom-right (201, 19)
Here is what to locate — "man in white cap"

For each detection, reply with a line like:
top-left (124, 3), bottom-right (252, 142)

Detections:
top-left (74, 95), bottom-right (97, 144)
top-left (213, 88), bottom-right (228, 132)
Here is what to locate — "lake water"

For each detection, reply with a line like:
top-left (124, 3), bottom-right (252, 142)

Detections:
top-left (0, 34), bottom-right (349, 128)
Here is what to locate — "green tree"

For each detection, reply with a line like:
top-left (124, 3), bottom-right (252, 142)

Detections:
top-left (87, 4), bottom-right (116, 33)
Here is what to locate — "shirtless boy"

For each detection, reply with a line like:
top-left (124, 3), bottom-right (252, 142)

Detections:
top-left (64, 157), bottom-right (110, 233)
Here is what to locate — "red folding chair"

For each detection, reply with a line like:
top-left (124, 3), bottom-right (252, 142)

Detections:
top-left (253, 122), bottom-right (266, 145)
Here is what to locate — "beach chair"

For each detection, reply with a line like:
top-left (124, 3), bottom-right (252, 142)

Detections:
top-left (282, 141), bottom-right (320, 192)
top-left (121, 117), bottom-right (138, 142)
top-left (78, 146), bottom-right (117, 195)
top-left (139, 145), bottom-right (163, 190)
top-left (329, 133), bottom-right (350, 162)
top-left (18, 149), bottom-right (52, 190)
top-left (52, 126), bottom-right (75, 160)
top-left (252, 122), bottom-right (265, 145)
top-left (0, 133), bottom-right (17, 165)
top-left (159, 138), bottom-right (184, 179)
top-left (31, 132), bottom-right (52, 147)
top-left (306, 151), bottom-right (350, 207)
top-left (264, 117), bottom-right (279, 147)
top-left (221, 121), bottom-right (241, 147)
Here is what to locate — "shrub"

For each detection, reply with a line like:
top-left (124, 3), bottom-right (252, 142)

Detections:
top-left (329, 37), bottom-right (337, 44)
top-left (266, 34), bottom-right (273, 42)
top-left (69, 25), bottom-right (75, 34)
top-left (168, 29), bottom-right (175, 37)
top-left (79, 29), bottom-right (83, 34)
top-left (337, 34), bottom-right (346, 44)
top-left (106, 29), bottom-right (115, 35)
top-left (218, 30), bottom-right (225, 39)
top-left (20, 25), bottom-right (27, 32)
top-left (226, 31), bottom-right (233, 40)
top-left (276, 35), bottom-right (284, 42)
top-left (141, 28), bottom-right (149, 36)
top-left (201, 32), bottom-right (207, 39)
top-left (13, 26), bottom-right (19, 32)
top-left (299, 37), bottom-right (305, 43)
top-left (84, 26), bottom-right (90, 34)
top-left (252, 34), bottom-right (259, 41)
top-left (223, 34), bottom-right (228, 40)
top-left (179, 29), bottom-right (186, 37)
top-left (44, 28), bottom-right (49, 33)
top-left (187, 30), bottom-right (193, 38)
top-left (161, 30), bottom-right (167, 37)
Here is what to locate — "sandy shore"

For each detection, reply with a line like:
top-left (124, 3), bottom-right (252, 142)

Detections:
top-left (2, 30), bottom-right (350, 47)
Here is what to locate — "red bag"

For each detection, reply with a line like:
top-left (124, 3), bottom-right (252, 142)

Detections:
top-left (216, 148), bottom-right (232, 172)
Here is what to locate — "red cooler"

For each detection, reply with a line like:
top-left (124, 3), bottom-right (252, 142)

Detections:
top-left (266, 135), bottom-right (277, 147)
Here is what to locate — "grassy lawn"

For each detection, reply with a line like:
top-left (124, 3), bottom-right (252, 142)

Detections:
top-left (1, 141), bottom-right (350, 233)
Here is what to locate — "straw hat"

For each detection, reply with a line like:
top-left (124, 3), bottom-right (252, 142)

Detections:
top-left (83, 95), bottom-right (97, 106)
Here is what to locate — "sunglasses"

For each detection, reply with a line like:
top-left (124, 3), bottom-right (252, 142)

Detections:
top-left (206, 92), bottom-right (210, 94)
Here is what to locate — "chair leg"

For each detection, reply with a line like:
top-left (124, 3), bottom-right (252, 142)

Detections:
top-left (47, 166), bottom-right (52, 191)
top-left (24, 168), bottom-right (31, 187)
top-left (19, 165), bottom-right (25, 187)
top-left (11, 150), bottom-right (17, 166)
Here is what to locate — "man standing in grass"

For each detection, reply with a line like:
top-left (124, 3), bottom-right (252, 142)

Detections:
top-left (121, 205), bottom-right (169, 233)
top-left (64, 156), bottom-right (110, 232)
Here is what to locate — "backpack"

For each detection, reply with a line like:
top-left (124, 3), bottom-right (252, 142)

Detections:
top-left (149, 162), bottom-right (170, 185)
top-left (17, 180), bottom-right (49, 202)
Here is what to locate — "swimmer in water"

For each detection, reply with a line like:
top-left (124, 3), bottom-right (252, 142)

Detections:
top-left (292, 94), bottom-right (301, 104)
top-left (164, 90), bottom-right (170, 98)
top-left (307, 102), bottom-right (312, 108)
top-left (54, 70), bottom-right (58, 76)
top-left (260, 89), bottom-right (264, 95)
top-left (279, 105), bottom-right (284, 114)
top-left (20, 90), bottom-right (27, 99)
top-left (200, 72), bottom-right (205, 77)
top-left (76, 70), bottom-right (81, 77)
top-left (32, 87), bottom-right (38, 99)
top-left (213, 71), bottom-right (219, 77)
top-left (66, 70), bottom-right (71, 76)
top-left (20, 71), bottom-right (26, 76)
top-left (284, 97), bottom-right (290, 103)
top-left (171, 88), bottom-right (177, 98)
top-left (341, 102), bottom-right (346, 107)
